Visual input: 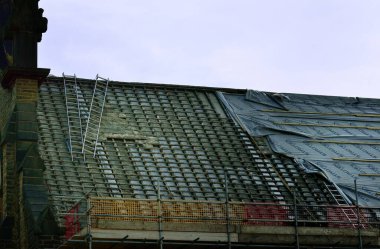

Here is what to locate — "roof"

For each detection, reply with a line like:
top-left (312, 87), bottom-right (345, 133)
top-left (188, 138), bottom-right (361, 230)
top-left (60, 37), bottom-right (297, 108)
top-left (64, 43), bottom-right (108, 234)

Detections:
top-left (37, 76), bottom-right (354, 225)
top-left (219, 90), bottom-right (380, 206)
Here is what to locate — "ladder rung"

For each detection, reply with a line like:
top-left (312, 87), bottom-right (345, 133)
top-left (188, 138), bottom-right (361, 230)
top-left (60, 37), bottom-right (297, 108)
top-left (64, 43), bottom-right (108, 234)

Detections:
top-left (67, 111), bottom-right (80, 114)
top-left (81, 76), bottom-right (108, 155)
top-left (86, 125), bottom-right (100, 131)
top-left (86, 126), bottom-right (99, 132)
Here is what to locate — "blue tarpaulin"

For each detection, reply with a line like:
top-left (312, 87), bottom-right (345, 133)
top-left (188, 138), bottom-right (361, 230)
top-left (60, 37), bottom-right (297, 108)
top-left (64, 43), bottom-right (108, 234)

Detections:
top-left (218, 90), bottom-right (380, 206)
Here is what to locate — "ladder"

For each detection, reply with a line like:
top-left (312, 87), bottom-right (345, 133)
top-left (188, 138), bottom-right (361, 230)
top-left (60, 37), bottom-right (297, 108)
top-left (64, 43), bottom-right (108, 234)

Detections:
top-left (82, 75), bottom-right (109, 158)
top-left (324, 182), bottom-right (347, 205)
top-left (63, 74), bottom-right (85, 161)
top-left (341, 207), bottom-right (360, 227)
top-left (324, 182), bottom-right (367, 228)
top-left (63, 74), bottom-right (121, 196)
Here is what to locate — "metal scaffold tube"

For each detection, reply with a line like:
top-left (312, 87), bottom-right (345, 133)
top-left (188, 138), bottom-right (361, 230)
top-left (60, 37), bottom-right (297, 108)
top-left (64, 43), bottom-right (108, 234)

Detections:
top-left (293, 191), bottom-right (300, 249)
top-left (354, 179), bottom-right (363, 249)
top-left (224, 171), bottom-right (231, 249)
top-left (157, 181), bottom-right (163, 249)
top-left (87, 197), bottom-right (93, 249)
top-left (57, 194), bottom-right (380, 248)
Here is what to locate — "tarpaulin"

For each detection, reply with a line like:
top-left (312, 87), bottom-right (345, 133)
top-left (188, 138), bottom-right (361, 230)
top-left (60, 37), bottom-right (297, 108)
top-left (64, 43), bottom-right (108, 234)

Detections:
top-left (218, 90), bottom-right (380, 206)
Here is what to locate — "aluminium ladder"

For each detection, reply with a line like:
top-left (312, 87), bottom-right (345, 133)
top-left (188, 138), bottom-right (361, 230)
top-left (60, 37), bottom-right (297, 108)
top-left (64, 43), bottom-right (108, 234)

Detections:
top-left (63, 74), bottom-right (86, 161)
top-left (323, 182), bottom-right (347, 205)
top-left (64, 74), bottom-right (121, 196)
top-left (81, 75), bottom-right (121, 196)
top-left (324, 182), bottom-right (366, 228)
top-left (82, 75), bottom-right (109, 159)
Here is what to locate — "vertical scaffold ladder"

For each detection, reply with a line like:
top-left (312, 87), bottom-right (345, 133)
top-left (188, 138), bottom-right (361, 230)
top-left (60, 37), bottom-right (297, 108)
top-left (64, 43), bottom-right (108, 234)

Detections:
top-left (82, 75), bottom-right (109, 159)
top-left (323, 182), bottom-right (364, 228)
top-left (63, 74), bottom-right (85, 161)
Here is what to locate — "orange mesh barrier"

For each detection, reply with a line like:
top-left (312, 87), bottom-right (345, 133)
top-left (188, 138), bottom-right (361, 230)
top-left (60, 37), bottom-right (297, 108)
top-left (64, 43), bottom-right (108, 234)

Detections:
top-left (88, 198), bottom-right (378, 229)
top-left (90, 198), bottom-right (251, 225)
top-left (91, 198), bottom-right (158, 222)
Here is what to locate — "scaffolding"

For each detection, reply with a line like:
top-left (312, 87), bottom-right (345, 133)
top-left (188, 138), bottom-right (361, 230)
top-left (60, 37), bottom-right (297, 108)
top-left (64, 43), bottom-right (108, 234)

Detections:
top-left (52, 174), bottom-right (380, 249)
top-left (57, 196), bottom-right (380, 249)
top-left (55, 178), bottom-right (380, 249)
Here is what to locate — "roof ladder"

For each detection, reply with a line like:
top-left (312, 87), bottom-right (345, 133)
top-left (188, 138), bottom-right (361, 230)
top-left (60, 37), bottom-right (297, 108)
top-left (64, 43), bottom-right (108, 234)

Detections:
top-left (63, 73), bottom-right (85, 161)
top-left (323, 182), bottom-right (366, 228)
top-left (82, 75), bottom-right (109, 159)
top-left (323, 182), bottom-right (348, 205)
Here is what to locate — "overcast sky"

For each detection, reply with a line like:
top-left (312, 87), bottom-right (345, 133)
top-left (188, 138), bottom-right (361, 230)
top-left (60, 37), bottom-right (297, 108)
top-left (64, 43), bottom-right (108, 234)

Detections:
top-left (38, 0), bottom-right (380, 98)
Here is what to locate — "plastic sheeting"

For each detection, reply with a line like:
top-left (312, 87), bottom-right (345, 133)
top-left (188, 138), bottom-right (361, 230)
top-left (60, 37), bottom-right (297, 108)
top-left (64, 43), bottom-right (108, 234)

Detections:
top-left (218, 90), bottom-right (380, 206)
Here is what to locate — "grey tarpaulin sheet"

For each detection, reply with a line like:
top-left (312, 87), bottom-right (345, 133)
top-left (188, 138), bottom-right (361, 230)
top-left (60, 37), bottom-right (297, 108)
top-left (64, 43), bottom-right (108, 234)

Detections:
top-left (218, 90), bottom-right (380, 206)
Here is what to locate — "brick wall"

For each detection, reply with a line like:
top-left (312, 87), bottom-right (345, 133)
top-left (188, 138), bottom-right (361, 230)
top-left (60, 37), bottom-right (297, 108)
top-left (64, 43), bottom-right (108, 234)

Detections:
top-left (0, 142), bottom-right (17, 248)
top-left (15, 78), bottom-right (60, 249)
top-left (1, 75), bottom-right (62, 248)
top-left (15, 79), bottom-right (39, 142)
top-left (15, 79), bottom-right (38, 103)
top-left (0, 81), bottom-right (18, 249)
top-left (1, 143), bottom-right (16, 220)
top-left (0, 87), bottom-right (16, 142)
top-left (15, 79), bottom-right (40, 249)
top-left (0, 78), bottom-right (44, 249)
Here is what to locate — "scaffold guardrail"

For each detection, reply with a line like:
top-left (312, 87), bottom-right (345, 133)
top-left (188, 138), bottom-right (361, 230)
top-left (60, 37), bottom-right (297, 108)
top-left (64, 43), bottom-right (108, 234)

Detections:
top-left (54, 197), bottom-right (380, 249)
top-left (61, 197), bottom-right (380, 238)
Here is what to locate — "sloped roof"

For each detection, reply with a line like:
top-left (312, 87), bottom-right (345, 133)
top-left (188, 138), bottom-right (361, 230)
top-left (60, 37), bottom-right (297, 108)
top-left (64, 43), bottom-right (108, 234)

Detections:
top-left (37, 77), bottom-right (345, 223)
top-left (219, 90), bottom-right (380, 206)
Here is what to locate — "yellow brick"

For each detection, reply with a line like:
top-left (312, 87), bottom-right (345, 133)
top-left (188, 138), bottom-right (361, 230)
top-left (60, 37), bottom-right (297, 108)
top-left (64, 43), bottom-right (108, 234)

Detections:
top-left (16, 79), bottom-right (39, 103)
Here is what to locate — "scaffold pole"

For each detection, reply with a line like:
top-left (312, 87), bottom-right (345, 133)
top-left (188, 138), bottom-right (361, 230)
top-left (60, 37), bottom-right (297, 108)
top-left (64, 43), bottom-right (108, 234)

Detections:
top-left (293, 191), bottom-right (300, 249)
top-left (354, 179), bottom-right (363, 249)
top-left (225, 171), bottom-right (231, 249)
top-left (158, 181), bottom-right (163, 249)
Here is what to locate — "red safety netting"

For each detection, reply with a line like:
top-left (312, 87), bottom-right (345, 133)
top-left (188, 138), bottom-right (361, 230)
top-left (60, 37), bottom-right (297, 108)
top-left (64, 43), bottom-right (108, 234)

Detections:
top-left (244, 203), bottom-right (288, 226)
top-left (327, 206), bottom-right (368, 228)
top-left (64, 204), bottom-right (81, 240)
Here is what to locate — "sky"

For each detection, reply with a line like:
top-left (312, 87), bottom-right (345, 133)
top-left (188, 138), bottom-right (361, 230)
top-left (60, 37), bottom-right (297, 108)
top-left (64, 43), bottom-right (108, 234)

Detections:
top-left (38, 0), bottom-right (380, 98)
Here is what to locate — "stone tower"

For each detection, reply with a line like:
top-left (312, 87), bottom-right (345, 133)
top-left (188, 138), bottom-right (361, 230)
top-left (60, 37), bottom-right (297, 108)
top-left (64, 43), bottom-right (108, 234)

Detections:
top-left (0, 1), bottom-right (50, 248)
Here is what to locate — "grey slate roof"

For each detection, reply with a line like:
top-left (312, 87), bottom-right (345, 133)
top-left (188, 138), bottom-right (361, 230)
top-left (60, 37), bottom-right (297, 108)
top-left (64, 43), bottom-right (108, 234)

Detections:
top-left (37, 77), bottom-right (346, 225)
top-left (219, 90), bottom-right (380, 206)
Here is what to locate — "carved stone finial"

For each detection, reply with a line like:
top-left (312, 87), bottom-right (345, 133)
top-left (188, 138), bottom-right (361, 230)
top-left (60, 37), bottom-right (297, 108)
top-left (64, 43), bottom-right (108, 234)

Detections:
top-left (0, 0), bottom-right (48, 68)
top-left (0, 0), bottom-right (13, 70)
top-left (0, 0), bottom-right (48, 86)
top-left (8, 0), bottom-right (48, 42)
